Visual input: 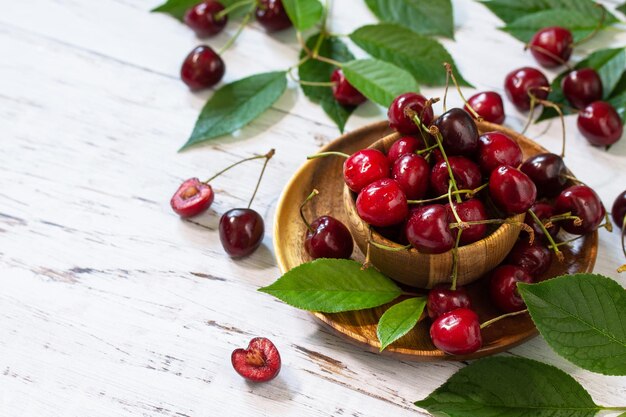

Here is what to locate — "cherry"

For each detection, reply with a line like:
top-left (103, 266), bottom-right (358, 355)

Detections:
top-left (577, 101), bottom-right (623, 147)
top-left (405, 205), bottom-right (454, 254)
top-left (445, 198), bottom-right (488, 245)
top-left (464, 91), bottom-right (505, 124)
top-left (529, 26), bottom-right (573, 68)
top-left (477, 132), bottom-right (523, 176)
top-left (356, 178), bottom-right (408, 227)
top-left (504, 67), bottom-right (549, 111)
top-left (387, 93), bottom-right (434, 135)
top-left (170, 178), bottom-right (214, 218)
top-left (507, 239), bottom-right (553, 276)
top-left (490, 265), bottom-right (533, 312)
top-left (430, 308), bottom-right (482, 355)
top-left (386, 136), bottom-right (424, 164)
top-left (562, 68), bottom-right (603, 110)
top-left (219, 208), bottom-right (265, 257)
top-left (612, 190), bottom-right (626, 228)
top-left (343, 149), bottom-right (390, 193)
top-left (555, 185), bottom-right (605, 235)
top-left (433, 108), bottom-right (479, 156)
top-left (489, 165), bottom-right (537, 215)
top-left (181, 45), bottom-right (225, 90)
top-left (184, 1), bottom-right (228, 37)
top-left (520, 153), bottom-right (567, 198)
top-left (255, 0), bottom-right (292, 32)
top-left (430, 156), bottom-right (482, 196)
top-left (331, 69), bottom-right (366, 107)
top-left (231, 337), bottom-right (281, 382)
top-left (427, 285), bottom-right (472, 320)
top-left (525, 202), bottom-right (560, 242)
top-left (392, 154), bottom-right (430, 200)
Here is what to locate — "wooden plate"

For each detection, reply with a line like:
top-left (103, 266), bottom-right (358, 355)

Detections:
top-left (273, 121), bottom-right (598, 361)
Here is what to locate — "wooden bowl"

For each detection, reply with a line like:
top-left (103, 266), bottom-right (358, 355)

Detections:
top-left (273, 120), bottom-right (598, 361)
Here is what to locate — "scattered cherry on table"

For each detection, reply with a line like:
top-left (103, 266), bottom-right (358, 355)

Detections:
top-left (184, 0), bottom-right (228, 37)
top-left (180, 45), bottom-right (225, 90)
top-left (231, 337), bottom-right (281, 382)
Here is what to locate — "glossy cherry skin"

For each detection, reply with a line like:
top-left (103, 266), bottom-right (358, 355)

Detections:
top-left (577, 101), bottom-right (623, 146)
top-left (529, 26), bottom-right (573, 68)
top-left (170, 178), bottom-right (214, 218)
top-left (427, 285), bottom-right (472, 320)
top-left (504, 67), bottom-right (549, 111)
top-left (231, 337), bottom-right (281, 382)
top-left (430, 308), bottom-right (482, 355)
top-left (356, 179), bottom-right (408, 227)
top-left (387, 136), bottom-right (424, 164)
top-left (304, 216), bottom-right (353, 259)
top-left (405, 205), bottom-right (455, 254)
top-left (507, 239), bottom-right (553, 276)
top-left (430, 156), bottom-right (482, 196)
top-left (465, 91), bottom-right (505, 124)
top-left (184, 1), bottom-right (228, 37)
top-left (331, 69), bottom-right (366, 107)
top-left (525, 202), bottom-right (560, 242)
top-left (180, 45), bottom-right (225, 90)
top-left (433, 108), bottom-right (479, 156)
top-left (477, 132), bottom-right (523, 176)
top-left (562, 68), bottom-right (603, 110)
top-left (255, 0), bottom-right (292, 32)
top-left (612, 190), bottom-right (626, 228)
top-left (387, 93), bottom-right (434, 135)
top-left (555, 185), bottom-right (605, 235)
top-left (392, 154), bottom-right (430, 200)
top-left (520, 153), bottom-right (567, 198)
top-left (343, 149), bottom-right (390, 193)
top-left (445, 198), bottom-right (488, 245)
top-left (490, 265), bottom-right (533, 312)
top-left (489, 166), bottom-right (537, 215)
top-left (219, 208), bottom-right (264, 257)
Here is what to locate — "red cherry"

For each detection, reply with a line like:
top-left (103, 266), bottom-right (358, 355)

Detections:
top-left (504, 67), bottom-right (549, 111)
top-left (184, 1), bottom-right (228, 37)
top-left (427, 285), bottom-right (472, 320)
top-left (392, 154), bottom-right (430, 200)
top-left (430, 308), bottom-right (482, 355)
top-left (219, 208), bottom-right (264, 257)
top-left (612, 190), bottom-right (626, 228)
top-left (529, 26), bottom-right (573, 68)
top-left (331, 69), bottom-right (366, 107)
top-left (525, 202), bottom-right (560, 242)
top-left (477, 132), bottom-right (523, 176)
top-left (433, 108), bottom-right (479, 156)
top-left (577, 101), bottom-right (623, 147)
top-left (562, 68), bottom-right (603, 110)
top-left (489, 166), bottom-right (537, 215)
top-left (180, 45), bottom-right (225, 90)
top-left (255, 0), bottom-right (292, 32)
top-left (507, 239), bottom-right (553, 276)
top-left (555, 185), bottom-right (605, 235)
top-left (445, 198), bottom-right (488, 245)
top-left (343, 149), bottom-right (390, 193)
top-left (465, 91), bottom-right (505, 124)
top-left (430, 156), bottom-right (482, 196)
top-left (170, 178), bottom-right (214, 218)
top-left (386, 136), bottom-right (424, 164)
top-left (387, 93), bottom-right (434, 135)
top-left (489, 265), bottom-right (533, 312)
top-left (356, 179), bottom-right (408, 227)
top-left (520, 153), bottom-right (567, 198)
top-left (231, 337), bottom-right (281, 382)
top-left (304, 216), bottom-right (353, 259)
top-left (405, 204), bottom-right (455, 254)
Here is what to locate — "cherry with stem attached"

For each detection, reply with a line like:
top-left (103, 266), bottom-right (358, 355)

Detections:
top-left (612, 190), bottom-right (626, 272)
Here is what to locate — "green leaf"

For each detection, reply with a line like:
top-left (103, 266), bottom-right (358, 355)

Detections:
top-left (258, 259), bottom-right (402, 313)
top-left (282, 0), bottom-right (323, 30)
top-left (479, 0), bottom-right (617, 25)
top-left (364, 0), bottom-right (454, 39)
top-left (415, 356), bottom-right (605, 417)
top-left (376, 297), bottom-right (426, 351)
top-left (349, 24), bottom-right (471, 87)
top-left (342, 59), bottom-right (419, 107)
top-left (618, 2), bottom-right (626, 15)
top-left (299, 34), bottom-right (355, 132)
top-left (518, 274), bottom-right (626, 376)
top-left (152, 0), bottom-right (245, 21)
top-left (182, 71), bottom-right (287, 149)
top-left (502, 9), bottom-right (606, 43)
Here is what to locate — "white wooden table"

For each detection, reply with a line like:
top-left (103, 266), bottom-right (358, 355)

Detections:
top-left (2, 0), bottom-right (625, 415)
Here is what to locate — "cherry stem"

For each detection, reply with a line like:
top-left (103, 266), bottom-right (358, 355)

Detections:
top-left (449, 219), bottom-right (535, 241)
top-left (545, 212), bottom-right (582, 228)
top-left (443, 66), bottom-right (450, 113)
top-left (601, 211), bottom-right (613, 232)
top-left (362, 227), bottom-right (374, 270)
top-left (443, 62), bottom-right (483, 121)
top-left (526, 87), bottom-right (567, 158)
top-left (416, 143), bottom-right (439, 155)
top-left (574, 4), bottom-right (606, 46)
top-left (479, 309), bottom-right (528, 329)
top-left (218, 6), bottom-right (254, 55)
top-left (523, 44), bottom-right (573, 71)
top-left (554, 234), bottom-right (585, 248)
top-left (447, 181), bottom-right (466, 227)
top-left (247, 148), bottom-right (275, 209)
top-left (204, 149), bottom-right (274, 184)
top-left (307, 151), bottom-right (350, 160)
top-left (528, 209), bottom-right (564, 261)
top-left (297, 79), bottom-right (336, 87)
top-left (313, 55), bottom-right (343, 67)
top-left (450, 228), bottom-right (463, 291)
top-left (299, 189), bottom-right (319, 233)
top-left (215, 0), bottom-right (254, 20)
top-left (427, 124), bottom-right (461, 201)
top-left (368, 239), bottom-right (412, 252)
top-left (407, 184), bottom-right (487, 205)
top-left (618, 264), bottom-right (626, 273)
top-left (560, 173), bottom-right (583, 185)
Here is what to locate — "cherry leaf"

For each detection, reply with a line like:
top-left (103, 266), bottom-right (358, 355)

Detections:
top-left (479, 0), bottom-right (617, 26)
top-left (377, 297), bottom-right (426, 351)
top-left (364, 0), bottom-right (454, 39)
top-left (282, 0), bottom-right (324, 31)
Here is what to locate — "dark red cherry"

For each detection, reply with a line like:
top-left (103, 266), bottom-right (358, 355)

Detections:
top-left (477, 132), bottom-right (523, 176)
top-left (445, 198), bottom-right (488, 245)
top-left (304, 216), bottom-right (353, 259)
top-left (170, 178), bottom-right (214, 218)
top-left (577, 101), bottom-right (623, 146)
top-left (184, 1), bottom-right (228, 37)
top-left (465, 91), bottom-right (505, 124)
top-left (356, 179), bottom-right (408, 227)
top-left (430, 308), bottom-right (482, 355)
top-left (255, 0), bottom-right (292, 32)
top-left (331, 69), bottom-right (366, 107)
top-left (181, 45), bottom-right (225, 90)
top-left (490, 265), bottom-right (533, 312)
top-left (430, 156), bottom-right (482, 196)
top-left (520, 153), bottom-right (567, 198)
top-left (405, 205), bottom-right (455, 254)
top-left (507, 239), bottom-right (553, 276)
top-left (387, 93), bottom-right (434, 135)
top-left (504, 67), bottom-right (549, 111)
top-left (231, 337), bottom-right (281, 382)
top-left (392, 154), bottom-right (430, 200)
top-left (555, 185), bottom-right (605, 235)
top-left (433, 108), bottom-right (479, 156)
top-left (387, 136), bottom-right (424, 164)
top-left (525, 202), bottom-right (560, 242)
top-left (489, 166), bottom-right (537, 215)
top-left (529, 26), bottom-right (573, 68)
top-left (427, 285), bottom-right (472, 320)
top-left (562, 68), bottom-right (603, 110)
top-left (343, 149), bottom-right (390, 193)
top-left (219, 208), bottom-right (264, 257)
top-left (612, 190), bottom-right (626, 228)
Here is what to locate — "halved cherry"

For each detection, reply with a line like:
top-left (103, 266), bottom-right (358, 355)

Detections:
top-left (231, 337), bottom-right (281, 382)
top-left (170, 178), bottom-right (214, 218)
